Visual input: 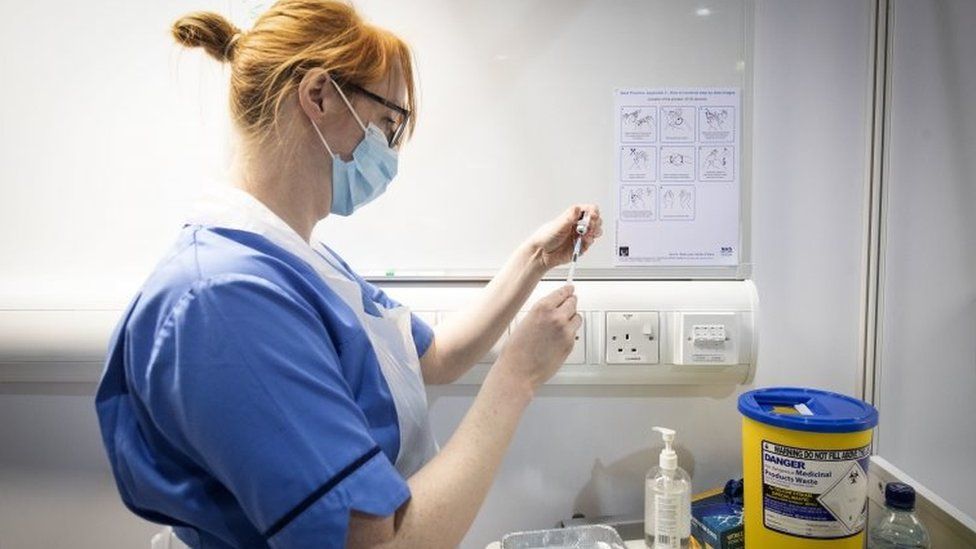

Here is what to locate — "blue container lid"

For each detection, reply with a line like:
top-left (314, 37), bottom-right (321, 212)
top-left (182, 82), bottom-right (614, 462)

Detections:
top-left (738, 387), bottom-right (878, 433)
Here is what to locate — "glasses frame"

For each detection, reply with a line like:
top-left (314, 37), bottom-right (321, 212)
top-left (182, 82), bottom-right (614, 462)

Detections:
top-left (342, 82), bottom-right (411, 148)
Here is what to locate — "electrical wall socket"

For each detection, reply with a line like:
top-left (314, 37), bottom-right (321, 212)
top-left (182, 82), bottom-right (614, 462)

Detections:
top-left (672, 312), bottom-right (739, 365)
top-left (514, 311), bottom-right (586, 364)
top-left (605, 312), bottom-right (659, 364)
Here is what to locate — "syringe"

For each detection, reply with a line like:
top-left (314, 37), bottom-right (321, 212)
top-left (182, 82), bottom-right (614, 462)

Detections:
top-left (567, 211), bottom-right (591, 283)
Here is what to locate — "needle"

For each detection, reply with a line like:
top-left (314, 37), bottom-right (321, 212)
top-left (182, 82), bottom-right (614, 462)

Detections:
top-left (567, 211), bottom-right (591, 283)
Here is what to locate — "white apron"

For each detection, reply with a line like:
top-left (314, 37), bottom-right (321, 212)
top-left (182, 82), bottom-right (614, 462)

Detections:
top-left (186, 187), bottom-right (438, 477)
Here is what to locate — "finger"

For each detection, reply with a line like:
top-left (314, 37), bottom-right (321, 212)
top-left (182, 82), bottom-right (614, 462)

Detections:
top-left (556, 294), bottom-right (578, 319)
top-left (562, 205), bottom-right (583, 226)
top-left (583, 226), bottom-right (604, 245)
top-left (580, 206), bottom-right (601, 235)
top-left (576, 205), bottom-right (595, 225)
top-left (582, 236), bottom-right (601, 254)
top-left (568, 313), bottom-right (583, 332)
top-left (586, 220), bottom-right (603, 237)
top-left (583, 233), bottom-right (601, 248)
top-left (538, 284), bottom-right (575, 308)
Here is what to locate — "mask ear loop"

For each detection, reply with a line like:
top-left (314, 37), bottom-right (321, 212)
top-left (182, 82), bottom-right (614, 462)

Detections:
top-left (331, 79), bottom-right (368, 133)
top-left (308, 115), bottom-right (337, 158)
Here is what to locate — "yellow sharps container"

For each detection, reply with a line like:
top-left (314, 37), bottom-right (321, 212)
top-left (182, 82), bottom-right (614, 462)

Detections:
top-left (738, 387), bottom-right (878, 548)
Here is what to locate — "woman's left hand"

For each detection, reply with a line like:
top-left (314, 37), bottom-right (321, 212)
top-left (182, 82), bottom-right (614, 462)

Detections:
top-left (525, 204), bottom-right (603, 270)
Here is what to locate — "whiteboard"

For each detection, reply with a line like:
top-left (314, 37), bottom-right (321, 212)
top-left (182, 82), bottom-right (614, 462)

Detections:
top-left (0, 1), bottom-right (752, 299)
top-left (334, 0), bottom-right (753, 278)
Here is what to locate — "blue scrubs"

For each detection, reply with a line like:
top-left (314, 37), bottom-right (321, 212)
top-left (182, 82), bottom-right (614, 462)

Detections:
top-left (95, 225), bottom-right (434, 548)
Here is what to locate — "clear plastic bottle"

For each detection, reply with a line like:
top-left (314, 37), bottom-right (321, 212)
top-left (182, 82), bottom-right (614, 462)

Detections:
top-left (644, 427), bottom-right (691, 548)
top-left (869, 482), bottom-right (931, 548)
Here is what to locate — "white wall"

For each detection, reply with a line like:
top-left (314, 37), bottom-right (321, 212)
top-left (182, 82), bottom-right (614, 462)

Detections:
top-left (0, 0), bottom-right (875, 547)
top-left (0, 0), bottom-right (234, 303)
top-left (876, 0), bottom-right (976, 521)
top-left (0, 388), bottom-right (161, 547)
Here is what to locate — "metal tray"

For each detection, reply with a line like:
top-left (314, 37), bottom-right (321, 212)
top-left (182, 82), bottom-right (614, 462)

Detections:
top-left (501, 524), bottom-right (628, 549)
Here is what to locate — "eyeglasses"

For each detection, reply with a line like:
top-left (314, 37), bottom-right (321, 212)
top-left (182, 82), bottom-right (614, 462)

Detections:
top-left (342, 82), bottom-right (411, 148)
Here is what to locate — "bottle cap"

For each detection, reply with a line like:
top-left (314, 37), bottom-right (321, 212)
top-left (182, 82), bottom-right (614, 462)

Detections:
top-left (885, 482), bottom-right (916, 511)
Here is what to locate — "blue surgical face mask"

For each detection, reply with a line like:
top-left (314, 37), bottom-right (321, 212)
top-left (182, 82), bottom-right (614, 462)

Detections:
top-left (308, 80), bottom-right (399, 216)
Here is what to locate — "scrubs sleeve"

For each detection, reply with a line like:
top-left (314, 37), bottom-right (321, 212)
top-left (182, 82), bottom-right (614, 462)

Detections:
top-left (331, 255), bottom-right (435, 358)
top-left (145, 274), bottom-right (410, 548)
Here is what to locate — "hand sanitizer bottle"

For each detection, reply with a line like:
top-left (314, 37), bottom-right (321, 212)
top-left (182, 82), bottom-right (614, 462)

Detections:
top-left (645, 427), bottom-right (691, 548)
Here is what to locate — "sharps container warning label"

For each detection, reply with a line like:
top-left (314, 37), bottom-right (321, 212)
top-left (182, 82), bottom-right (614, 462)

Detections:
top-left (761, 441), bottom-right (871, 539)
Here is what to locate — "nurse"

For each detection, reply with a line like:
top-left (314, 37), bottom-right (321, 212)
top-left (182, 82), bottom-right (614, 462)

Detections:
top-left (95, 1), bottom-right (603, 548)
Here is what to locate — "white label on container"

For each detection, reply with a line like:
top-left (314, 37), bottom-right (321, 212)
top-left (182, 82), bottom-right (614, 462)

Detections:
top-left (794, 403), bottom-right (814, 416)
top-left (654, 494), bottom-right (680, 548)
top-left (761, 440), bottom-right (871, 539)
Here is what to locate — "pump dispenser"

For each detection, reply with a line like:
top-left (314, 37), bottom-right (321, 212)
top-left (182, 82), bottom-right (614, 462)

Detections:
top-left (645, 427), bottom-right (691, 548)
top-left (655, 427), bottom-right (678, 469)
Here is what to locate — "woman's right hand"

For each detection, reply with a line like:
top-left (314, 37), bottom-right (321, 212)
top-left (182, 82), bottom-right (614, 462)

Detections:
top-left (498, 285), bottom-right (581, 390)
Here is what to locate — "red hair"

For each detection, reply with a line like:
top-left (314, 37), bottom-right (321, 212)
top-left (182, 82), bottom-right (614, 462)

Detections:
top-left (172, 1), bottom-right (416, 141)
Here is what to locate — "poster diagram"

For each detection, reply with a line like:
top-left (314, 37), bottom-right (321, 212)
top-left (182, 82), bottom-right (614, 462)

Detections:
top-left (660, 146), bottom-right (695, 181)
top-left (699, 146), bottom-right (734, 181)
top-left (620, 107), bottom-right (657, 142)
top-left (620, 146), bottom-right (657, 181)
top-left (620, 185), bottom-right (657, 221)
top-left (613, 88), bottom-right (741, 266)
top-left (660, 106), bottom-right (696, 142)
top-left (660, 185), bottom-right (695, 220)
top-left (699, 106), bottom-right (735, 142)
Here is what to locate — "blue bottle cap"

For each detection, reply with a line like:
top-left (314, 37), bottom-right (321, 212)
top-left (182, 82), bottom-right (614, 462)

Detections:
top-left (738, 387), bottom-right (879, 433)
top-left (885, 482), bottom-right (916, 511)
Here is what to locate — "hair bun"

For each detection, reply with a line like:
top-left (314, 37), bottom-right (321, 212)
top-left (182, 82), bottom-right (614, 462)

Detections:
top-left (172, 11), bottom-right (242, 63)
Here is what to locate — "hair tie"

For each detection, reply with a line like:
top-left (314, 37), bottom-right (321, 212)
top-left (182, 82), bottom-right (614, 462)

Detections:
top-left (224, 32), bottom-right (242, 60)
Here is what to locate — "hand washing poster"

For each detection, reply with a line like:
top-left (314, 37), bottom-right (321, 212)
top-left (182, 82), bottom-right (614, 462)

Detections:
top-left (613, 88), bottom-right (740, 267)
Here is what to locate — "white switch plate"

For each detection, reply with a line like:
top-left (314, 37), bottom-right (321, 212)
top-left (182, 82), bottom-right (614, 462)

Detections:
top-left (605, 311), bottom-right (659, 364)
top-left (567, 313), bottom-right (586, 364)
top-left (673, 312), bottom-right (739, 365)
top-left (514, 311), bottom-right (586, 365)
